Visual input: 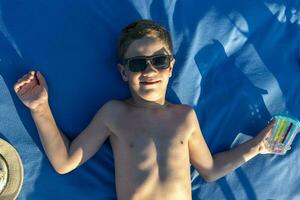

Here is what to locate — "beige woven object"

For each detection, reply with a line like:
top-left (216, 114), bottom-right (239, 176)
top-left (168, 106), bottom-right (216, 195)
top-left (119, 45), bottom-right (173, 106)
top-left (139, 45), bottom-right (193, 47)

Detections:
top-left (0, 139), bottom-right (24, 200)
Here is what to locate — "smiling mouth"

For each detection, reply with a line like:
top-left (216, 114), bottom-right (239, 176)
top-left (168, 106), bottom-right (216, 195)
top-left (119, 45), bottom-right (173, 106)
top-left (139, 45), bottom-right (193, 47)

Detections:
top-left (140, 80), bottom-right (161, 85)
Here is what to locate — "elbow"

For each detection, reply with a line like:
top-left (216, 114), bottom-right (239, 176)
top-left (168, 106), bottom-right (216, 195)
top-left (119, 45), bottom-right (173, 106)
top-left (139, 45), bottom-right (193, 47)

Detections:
top-left (201, 170), bottom-right (219, 183)
top-left (203, 175), bottom-right (217, 183)
top-left (203, 172), bottom-right (224, 183)
top-left (55, 168), bottom-right (70, 175)
top-left (54, 166), bottom-right (72, 175)
top-left (194, 167), bottom-right (216, 182)
top-left (202, 174), bottom-right (215, 183)
top-left (53, 162), bottom-right (75, 175)
top-left (52, 153), bottom-right (80, 175)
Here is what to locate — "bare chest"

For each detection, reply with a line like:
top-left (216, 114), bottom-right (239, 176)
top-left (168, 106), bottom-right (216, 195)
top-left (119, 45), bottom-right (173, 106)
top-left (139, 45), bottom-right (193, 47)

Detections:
top-left (108, 110), bottom-right (193, 179)
top-left (110, 110), bottom-right (191, 153)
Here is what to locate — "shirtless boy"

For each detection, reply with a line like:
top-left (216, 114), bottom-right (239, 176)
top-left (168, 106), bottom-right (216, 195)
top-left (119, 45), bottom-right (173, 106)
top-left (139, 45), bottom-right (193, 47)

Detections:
top-left (14, 20), bottom-right (279, 200)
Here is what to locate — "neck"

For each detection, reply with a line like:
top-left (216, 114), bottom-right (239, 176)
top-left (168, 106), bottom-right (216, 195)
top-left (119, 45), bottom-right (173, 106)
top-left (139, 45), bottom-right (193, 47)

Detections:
top-left (126, 97), bottom-right (169, 109)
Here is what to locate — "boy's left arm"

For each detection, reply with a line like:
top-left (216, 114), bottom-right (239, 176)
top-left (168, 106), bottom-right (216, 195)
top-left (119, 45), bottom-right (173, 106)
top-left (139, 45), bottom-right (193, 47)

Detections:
top-left (188, 109), bottom-right (275, 182)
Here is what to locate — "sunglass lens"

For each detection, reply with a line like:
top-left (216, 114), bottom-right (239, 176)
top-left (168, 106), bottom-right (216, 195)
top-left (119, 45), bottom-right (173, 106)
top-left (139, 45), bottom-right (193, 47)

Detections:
top-left (128, 58), bottom-right (147, 72)
top-left (152, 56), bottom-right (170, 69)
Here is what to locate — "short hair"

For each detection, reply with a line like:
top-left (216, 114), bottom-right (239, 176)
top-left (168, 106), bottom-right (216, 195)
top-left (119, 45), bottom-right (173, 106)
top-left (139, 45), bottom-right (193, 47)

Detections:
top-left (117, 19), bottom-right (173, 60)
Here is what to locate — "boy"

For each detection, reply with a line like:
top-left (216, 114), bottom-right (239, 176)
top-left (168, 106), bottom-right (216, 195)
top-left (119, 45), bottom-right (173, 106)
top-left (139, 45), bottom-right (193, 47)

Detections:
top-left (14, 20), bottom-right (277, 200)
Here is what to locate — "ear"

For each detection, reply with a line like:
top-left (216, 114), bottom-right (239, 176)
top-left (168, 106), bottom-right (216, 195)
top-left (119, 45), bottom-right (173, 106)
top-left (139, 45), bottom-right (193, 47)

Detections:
top-left (168, 58), bottom-right (175, 78)
top-left (118, 64), bottom-right (129, 81)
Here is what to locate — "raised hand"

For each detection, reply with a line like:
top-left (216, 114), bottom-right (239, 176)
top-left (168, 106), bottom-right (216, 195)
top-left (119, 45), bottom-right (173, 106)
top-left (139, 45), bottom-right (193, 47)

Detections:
top-left (14, 71), bottom-right (49, 111)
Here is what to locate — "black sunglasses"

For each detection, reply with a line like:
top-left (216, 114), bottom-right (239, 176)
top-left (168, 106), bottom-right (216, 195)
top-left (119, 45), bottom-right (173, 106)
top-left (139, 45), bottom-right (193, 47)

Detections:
top-left (122, 54), bottom-right (173, 72)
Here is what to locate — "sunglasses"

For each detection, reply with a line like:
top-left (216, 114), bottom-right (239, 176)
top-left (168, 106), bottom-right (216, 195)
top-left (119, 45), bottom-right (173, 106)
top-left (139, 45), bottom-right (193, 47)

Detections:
top-left (122, 54), bottom-right (173, 72)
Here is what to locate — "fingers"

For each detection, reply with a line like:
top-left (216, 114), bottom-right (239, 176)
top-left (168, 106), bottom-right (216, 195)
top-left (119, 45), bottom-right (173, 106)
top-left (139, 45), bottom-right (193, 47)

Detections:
top-left (14, 71), bottom-right (37, 93)
top-left (267, 119), bottom-right (276, 130)
top-left (36, 71), bottom-right (48, 89)
top-left (19, 78), bottom-right (38, 96)
top-left (267, 118), bottom-right (275, 124)
top-left (273, 148), bottom-right (287, 155)
top-left (262, 121), bottom-right (274, 135)
top-left (257, 120), bottom-right (276, 141)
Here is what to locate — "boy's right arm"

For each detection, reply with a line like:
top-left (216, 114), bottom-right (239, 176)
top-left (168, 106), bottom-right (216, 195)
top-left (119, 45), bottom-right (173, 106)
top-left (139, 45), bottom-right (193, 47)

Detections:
top-left (14, 71), bottom-right (111, 174)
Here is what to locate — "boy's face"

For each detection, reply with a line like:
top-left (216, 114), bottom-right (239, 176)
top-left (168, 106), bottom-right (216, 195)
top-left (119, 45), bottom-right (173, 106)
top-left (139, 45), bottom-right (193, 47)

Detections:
top-left (118, 36), bottom-right (175, 103)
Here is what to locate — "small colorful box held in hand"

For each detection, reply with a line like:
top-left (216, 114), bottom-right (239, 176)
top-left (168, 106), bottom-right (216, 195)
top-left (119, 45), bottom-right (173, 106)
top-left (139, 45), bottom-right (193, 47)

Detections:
top-left (266, 115), bottom-right (300, 155)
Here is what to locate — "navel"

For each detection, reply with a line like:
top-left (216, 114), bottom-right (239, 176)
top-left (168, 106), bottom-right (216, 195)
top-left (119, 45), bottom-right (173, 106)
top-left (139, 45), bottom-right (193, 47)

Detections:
top-left (180, 140), bottom-right (184, 144)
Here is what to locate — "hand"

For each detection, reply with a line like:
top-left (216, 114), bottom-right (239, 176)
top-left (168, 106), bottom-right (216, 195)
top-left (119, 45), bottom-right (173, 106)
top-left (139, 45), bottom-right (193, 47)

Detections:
top-left (14, 71), bottom-right (49, 111)
top-left (254, 120), bottom-right (288, 155)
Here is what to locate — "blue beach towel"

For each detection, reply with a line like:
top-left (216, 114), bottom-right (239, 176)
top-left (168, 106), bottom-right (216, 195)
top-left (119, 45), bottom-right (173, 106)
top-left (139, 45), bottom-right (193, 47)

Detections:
top-left (0, 0), bottom-right (299, 199)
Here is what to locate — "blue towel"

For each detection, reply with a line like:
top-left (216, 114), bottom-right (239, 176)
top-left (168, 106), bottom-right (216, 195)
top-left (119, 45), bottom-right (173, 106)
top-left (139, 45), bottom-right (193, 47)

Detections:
top-left (0, 0), bottom-right (299, 199)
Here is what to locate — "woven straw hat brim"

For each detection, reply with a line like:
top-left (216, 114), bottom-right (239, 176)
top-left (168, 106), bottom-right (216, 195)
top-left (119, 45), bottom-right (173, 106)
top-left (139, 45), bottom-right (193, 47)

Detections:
top-left (0, 139), bottom-right (24, 200)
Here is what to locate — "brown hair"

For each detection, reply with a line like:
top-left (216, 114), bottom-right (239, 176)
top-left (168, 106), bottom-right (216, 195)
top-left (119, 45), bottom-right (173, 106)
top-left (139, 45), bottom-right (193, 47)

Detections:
top-left (117, 19), bottom-right (173, 60)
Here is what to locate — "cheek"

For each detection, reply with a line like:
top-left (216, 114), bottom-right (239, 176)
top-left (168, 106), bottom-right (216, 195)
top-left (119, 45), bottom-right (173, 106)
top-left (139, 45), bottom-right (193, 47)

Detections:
top-left (161, 71), bottom-right (171, 81)
top-left (128, 73), bottom-right (141, 85)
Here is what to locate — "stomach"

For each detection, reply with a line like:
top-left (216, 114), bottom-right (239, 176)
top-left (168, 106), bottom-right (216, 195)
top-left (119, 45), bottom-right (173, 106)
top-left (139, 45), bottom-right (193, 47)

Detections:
top-left (115, 169), bottom-right (192, 200)
top-left (113, 153), bottom-right (192, 200)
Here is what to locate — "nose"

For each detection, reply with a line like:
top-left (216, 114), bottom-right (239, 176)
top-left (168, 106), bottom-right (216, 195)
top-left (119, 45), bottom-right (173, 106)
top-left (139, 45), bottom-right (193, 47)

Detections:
top-left (143, 60), bottom-right (158, 75)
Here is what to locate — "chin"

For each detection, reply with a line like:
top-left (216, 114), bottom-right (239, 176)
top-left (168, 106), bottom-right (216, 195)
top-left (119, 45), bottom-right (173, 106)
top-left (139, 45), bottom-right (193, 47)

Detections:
top-left (129, 84), bottom-right (166, 102)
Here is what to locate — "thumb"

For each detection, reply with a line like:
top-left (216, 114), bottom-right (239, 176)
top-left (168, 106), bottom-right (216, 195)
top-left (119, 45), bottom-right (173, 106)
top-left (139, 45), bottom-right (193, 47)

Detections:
top-left (263, 121), bottom-right (275, 137)
top-left (258, 121), bottom-right (274, 139)
top-left (36, 71), bottom-right (48, 89)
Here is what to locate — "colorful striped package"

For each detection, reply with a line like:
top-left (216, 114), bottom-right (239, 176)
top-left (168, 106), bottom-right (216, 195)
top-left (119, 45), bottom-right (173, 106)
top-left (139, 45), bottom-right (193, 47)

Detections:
top-left (266, 115), bottom-right (300, 155)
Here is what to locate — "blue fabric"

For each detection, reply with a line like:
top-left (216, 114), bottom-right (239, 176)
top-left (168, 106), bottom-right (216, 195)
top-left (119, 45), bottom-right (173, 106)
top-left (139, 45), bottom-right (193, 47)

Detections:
top-left (0, 0), bottom-right (299, 199)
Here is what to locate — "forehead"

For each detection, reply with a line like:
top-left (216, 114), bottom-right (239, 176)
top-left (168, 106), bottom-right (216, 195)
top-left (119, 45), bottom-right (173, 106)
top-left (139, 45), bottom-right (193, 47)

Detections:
top-left (124, 36), bottom-right (170, 59)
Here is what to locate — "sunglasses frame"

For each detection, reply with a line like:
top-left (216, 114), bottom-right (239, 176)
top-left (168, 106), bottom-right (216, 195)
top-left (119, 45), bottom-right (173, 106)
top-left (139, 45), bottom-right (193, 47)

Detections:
top-left (122, 54), bottom-right (174, 72)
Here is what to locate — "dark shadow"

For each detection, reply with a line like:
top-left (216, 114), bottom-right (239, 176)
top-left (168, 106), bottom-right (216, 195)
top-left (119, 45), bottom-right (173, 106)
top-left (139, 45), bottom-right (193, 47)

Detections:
top-left (235, 168), bottom-right (257, 200)
top-left (218, 178), bottom-right (237, 200)
top-left (192, 40), bottom-right (270, 199)
top-left (195, 40), bottom-right (271, 153)
top-left (234, 1), bottom-right (300, 118)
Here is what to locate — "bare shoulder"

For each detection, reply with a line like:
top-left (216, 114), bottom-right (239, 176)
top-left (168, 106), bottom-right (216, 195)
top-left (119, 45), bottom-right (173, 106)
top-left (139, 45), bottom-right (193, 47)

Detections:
top-left (95, 99), bottom-right (128, 123)
top-left (168, 103), bottom-right (195, 118)
top-left (100, 99), bottom-right (125, 111)
top-left (168, 103), bottom-right (199, 134)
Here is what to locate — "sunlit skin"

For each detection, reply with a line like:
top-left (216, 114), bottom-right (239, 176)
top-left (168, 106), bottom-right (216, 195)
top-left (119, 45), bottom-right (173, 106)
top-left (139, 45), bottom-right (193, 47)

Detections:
top-left (14, 36), bottom-right (280, 200)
